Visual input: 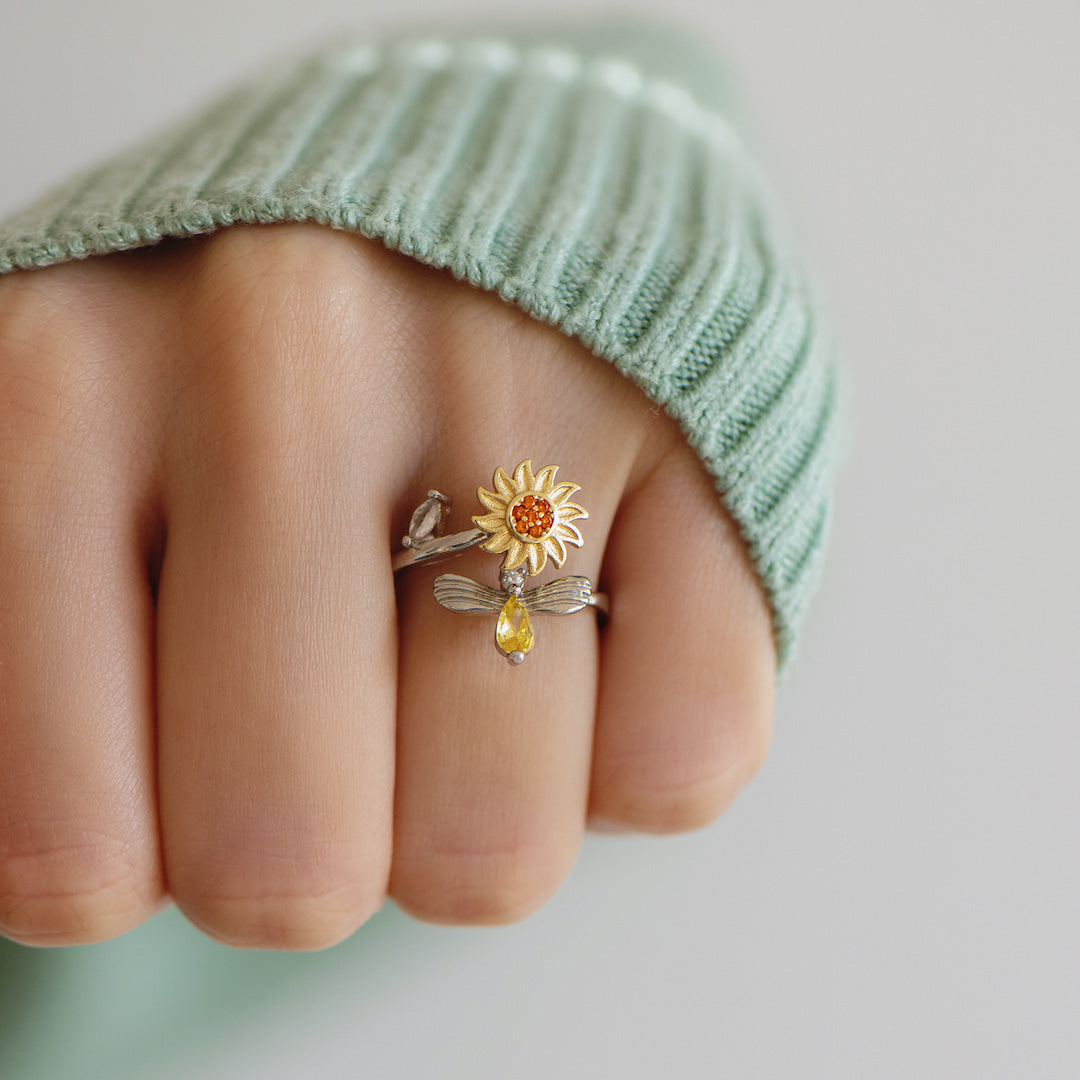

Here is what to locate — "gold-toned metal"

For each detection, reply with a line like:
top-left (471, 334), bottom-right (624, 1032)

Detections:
top-left (472, 459), bottom-right (588, 577)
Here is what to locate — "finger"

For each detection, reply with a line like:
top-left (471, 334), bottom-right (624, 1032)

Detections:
top-left (0, 297), bottom-right (162, 945)
top-left (156, 226), bottom-right (399, 950)
top-left (385, 285), bottom-right (649, 924)
top-left (389, 476), bottom-right (600, 926)
top-left (587, 442), bottom-right (776, 833)
top-left (388, 270), bottom-right (656, 920)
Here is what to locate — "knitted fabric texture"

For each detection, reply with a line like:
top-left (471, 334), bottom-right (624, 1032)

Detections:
top-left (0, 27), bottom-right (839, 672)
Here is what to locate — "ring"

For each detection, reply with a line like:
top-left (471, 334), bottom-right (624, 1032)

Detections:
top-left (393, 459), bottom-right (608, 665)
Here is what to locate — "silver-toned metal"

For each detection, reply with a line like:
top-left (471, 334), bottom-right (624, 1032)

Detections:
top-left (391, 527), bottom-right (485, 574)
top-left (499, 568), bottom-right (526, 596)
top-left (507, 651), bottom-right (526, 666)
top-left (403, 489), bottom-right (451, 548)
top-left (431, 573), bottom-right (505, 614)
top-left (524, 576), bottom-right (598, 615)
top-left (433, 573), bottom-right (601, 616)
top-left (587, 590), bottom-right (611, 617)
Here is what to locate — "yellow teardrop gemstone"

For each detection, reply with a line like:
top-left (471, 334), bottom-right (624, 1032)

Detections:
top-left (496, 596), bottom-right (534, 656)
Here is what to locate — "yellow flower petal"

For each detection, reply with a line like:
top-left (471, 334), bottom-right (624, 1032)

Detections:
top-left (473, 512), bottom-right (506, 533)
top-left (527, 542), bottom-right (546, 575)
top-left (533, 465), bottom-right (558, 494)
top-left (559, 501), bottom-right (588, 522)
top-left (513, 459), bottom-right (535, 491)
top-left (502, 538), bottom-right (528, 570)
top-left (477, 487), bottom-right (508, 514)
top-left (555, 522), bottom-right (583, 547)
top-left (547, 481), bottom-right (580, 505)
top-left (548, 536), bottom-right (567, 567)
top-left (493, 466), bottom-right (515, 499)
top-left (481, 532), bottom-right (511, 554)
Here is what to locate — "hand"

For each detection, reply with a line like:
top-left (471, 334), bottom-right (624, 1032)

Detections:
top-left (0, 223), bottom-right (775, 949)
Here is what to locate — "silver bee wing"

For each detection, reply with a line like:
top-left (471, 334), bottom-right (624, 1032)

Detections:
top-left (433, 574), bottom-right (507, 614)
top-left (522, 576), bottom-right (593, 614)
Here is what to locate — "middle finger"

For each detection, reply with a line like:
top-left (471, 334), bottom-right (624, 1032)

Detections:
top-left (389, 457), bottom-right (602, 926)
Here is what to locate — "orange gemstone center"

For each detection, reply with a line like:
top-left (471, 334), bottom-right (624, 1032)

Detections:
top-left (510, 493), bottom-right (554, 541)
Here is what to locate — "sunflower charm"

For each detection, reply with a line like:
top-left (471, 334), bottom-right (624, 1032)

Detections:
top-left (428, 459), bottom-right (596, 665)
top-left (472, 459), bottom-right (588, 577)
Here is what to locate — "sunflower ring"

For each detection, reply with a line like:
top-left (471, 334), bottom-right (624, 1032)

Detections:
top-left (392, 459), bottom-right (607, 665)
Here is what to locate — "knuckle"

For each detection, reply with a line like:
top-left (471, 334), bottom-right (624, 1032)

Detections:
top-left (181, 226), bottom-right (367, 490)
top-left (0, 265), bottom-right (95, 346)
top-left (391, 833), bottom-right (576, 926)
top-left (170, 841), bottom-right (386, 951)
top-left (193, 224), bottom-right (360, 349)
top-left (0, 826), bottom-right (155, 945)
top-left (0, 260), bottom-right (137, 380)
top-left (0, 336), bottom-right (91, 456)
top-left (0, 294), bottom-right (126, 517)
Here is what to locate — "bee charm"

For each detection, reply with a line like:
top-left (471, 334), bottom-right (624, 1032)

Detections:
top-left (433, 572), bottom-right (598, 665)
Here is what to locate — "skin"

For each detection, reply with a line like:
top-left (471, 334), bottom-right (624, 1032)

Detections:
top-left (0, 223), bottom-right (775, 950)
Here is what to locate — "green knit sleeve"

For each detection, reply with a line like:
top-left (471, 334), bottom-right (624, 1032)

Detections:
top-left (0, 21), bottom-right (841, 674)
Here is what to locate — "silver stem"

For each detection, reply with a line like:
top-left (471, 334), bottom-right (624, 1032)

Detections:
top-left (392, 528), bottom-right (485, 574)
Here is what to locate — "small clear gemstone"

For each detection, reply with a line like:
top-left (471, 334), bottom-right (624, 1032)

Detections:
top-left (408, 496), bottom-right (446, 542)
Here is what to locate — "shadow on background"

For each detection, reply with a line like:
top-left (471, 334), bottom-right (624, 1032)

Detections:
top-left (0, 934), bottom-right (55, 1067)
top-left (0, 903), bottom-right (411, 1080)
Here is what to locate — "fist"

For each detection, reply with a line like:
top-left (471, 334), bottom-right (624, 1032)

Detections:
top-left (0, 224), bottom-right (774, 949)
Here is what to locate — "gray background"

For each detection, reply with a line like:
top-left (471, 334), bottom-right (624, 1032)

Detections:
top-left (0, 0), bottom-right (1077, 1077)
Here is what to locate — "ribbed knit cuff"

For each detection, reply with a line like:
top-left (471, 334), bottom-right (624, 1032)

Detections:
top-left (0, 25), bottom-right (840, 674)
